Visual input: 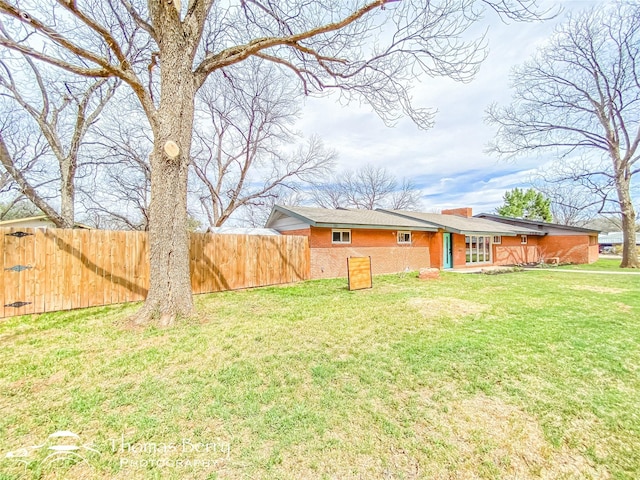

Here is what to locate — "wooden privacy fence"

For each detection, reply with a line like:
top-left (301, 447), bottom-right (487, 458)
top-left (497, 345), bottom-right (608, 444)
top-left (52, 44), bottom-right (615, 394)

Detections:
top-left (0, 228), bottom-right (310, 318)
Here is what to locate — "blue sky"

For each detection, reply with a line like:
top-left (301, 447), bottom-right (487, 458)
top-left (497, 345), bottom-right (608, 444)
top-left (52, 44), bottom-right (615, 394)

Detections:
top-left (297, 0), bottom-right (600, 215)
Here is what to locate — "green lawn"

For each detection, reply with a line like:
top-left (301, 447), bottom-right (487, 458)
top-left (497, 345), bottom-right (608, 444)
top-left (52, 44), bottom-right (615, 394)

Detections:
top-left (1, 269), bottom-right (639, 479)
top-left (558, 258), bottom-right (627, 271)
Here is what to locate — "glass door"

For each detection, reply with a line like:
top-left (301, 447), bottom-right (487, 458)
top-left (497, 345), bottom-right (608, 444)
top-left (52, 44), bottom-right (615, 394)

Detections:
top-left (464, 235), bottom-right (492, 265)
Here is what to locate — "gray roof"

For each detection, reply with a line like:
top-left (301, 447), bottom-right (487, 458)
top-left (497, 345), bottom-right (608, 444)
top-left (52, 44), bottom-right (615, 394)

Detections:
top-left (475, 213), bottom-right (600, 234)
top-left (379, 210), bottom-right (543, 236)
top-left (266, 205), bottom-right (439, 231)
top-left (267, 205), bottom-right (542, 235)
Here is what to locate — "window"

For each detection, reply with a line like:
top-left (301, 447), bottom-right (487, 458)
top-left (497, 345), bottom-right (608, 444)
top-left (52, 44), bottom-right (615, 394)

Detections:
top-left (521, 235), bottom-right (528, 245)
top-left (397, 231), bottom-right (411, 244)
top-left (332, 229), bottom-right (351, 244)
top-left (493, 236), bottom-right (502, 244)
top-left (465, 235), bottom-right (492, 264)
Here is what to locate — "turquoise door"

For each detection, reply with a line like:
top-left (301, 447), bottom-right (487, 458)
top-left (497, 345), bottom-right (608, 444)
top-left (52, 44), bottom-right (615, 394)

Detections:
top-left (443, 233), bottom-right (453, 269)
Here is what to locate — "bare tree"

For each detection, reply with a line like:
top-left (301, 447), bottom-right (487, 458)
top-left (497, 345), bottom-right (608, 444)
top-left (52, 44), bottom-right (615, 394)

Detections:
top-left (0, 51), bottom-right (117, 227)
top-left (191, 60), bottom-right (335, 228)
top-left (0, 0), bottom-right (548, 323)
top-left (532, 159), bottom-right (619, 227)
top-left (309, 180), bottom-right (347, 210)
top-left (0, 103), bottom-right (42, 218)
top-left (343, 165), bottom-right (397, 210)
top-left (389, 178), bottom-right (423, 211)
top-left (79, 98), bottom-right (153, 230)
top-left (311, 165), bottom-right (422, 211)
top-left (488, 3), bottom-right (640, 267)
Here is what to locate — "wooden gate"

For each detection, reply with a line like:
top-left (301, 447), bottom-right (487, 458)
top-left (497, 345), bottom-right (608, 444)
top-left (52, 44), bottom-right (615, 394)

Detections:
top-left (1, 228), bottom-right (149, 318)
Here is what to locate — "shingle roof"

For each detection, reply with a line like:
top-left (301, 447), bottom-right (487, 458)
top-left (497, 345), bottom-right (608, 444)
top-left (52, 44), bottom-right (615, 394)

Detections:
top-left (475, 213), bottom-right (600, 234)
top-left (268, 205), bottom-right (544, 235)
top-left (268, 206), bottom-right (439, 231)
top-left (380, 210), bottom-right (542, 236)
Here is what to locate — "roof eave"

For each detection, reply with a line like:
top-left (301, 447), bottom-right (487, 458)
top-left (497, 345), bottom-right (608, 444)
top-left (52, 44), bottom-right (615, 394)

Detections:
top-left (475, 213), bottom-right (600, 234)
top-left (314, 222), bottom-right (438, 232)
top-left (455, 230), bottom-right (542, 236)
top-left (265, 205), bottom-right (317, 228)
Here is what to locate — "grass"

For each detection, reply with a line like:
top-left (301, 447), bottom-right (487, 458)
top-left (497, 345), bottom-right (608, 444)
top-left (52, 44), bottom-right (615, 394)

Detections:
top-left (1, 268), bottom-right (639, 479)
top-left (558, 258), bottom-right (629, 271)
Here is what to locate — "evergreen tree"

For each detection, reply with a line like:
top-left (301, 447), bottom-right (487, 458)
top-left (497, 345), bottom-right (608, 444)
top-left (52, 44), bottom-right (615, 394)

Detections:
top-left (496, 188), bottom-right (552, 222)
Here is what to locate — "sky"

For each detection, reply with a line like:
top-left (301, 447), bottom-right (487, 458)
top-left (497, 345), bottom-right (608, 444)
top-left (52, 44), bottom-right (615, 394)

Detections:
top-left (296, 0), bottom-right (601, 215)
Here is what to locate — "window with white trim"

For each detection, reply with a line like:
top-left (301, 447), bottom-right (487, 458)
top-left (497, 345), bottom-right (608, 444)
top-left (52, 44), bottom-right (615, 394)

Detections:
top-left (521, 235), bottom-right (528, 244)
top-left (493, 236), bottom-right (502, 244)
top-left (397, 231), bottom-right (411, 244)
top-left (332, 229), bottom-right (351, 244)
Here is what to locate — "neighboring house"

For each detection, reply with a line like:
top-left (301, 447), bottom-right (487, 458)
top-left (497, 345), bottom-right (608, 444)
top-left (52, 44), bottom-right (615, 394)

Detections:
top-left (266, 205), bottom-right (600, 279)
top-left (598, 231), bottom-right (640, 253)
top-left (0, 215), bottom-right (91, 229)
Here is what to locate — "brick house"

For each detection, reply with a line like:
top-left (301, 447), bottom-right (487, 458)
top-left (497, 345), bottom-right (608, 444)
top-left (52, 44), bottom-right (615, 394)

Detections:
top-left (474, 213), bottom-right (600, 265)
top-left (265, 205), bottom-right (599, 279)
top-left (265, 206), bottom-right (439, 278)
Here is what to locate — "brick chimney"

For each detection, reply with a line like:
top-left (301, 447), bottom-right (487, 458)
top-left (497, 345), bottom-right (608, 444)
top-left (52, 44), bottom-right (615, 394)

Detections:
top-left (442, 207), bottom-right (473, 217)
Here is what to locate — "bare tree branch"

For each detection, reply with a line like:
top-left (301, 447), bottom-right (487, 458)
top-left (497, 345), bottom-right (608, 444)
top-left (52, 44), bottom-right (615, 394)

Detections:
top-left (310, 164), bottom-right (422, 211)
top-left (190, 61), bottom-right (335, 227)
top-left (487, 3), bottom-right (640, 267)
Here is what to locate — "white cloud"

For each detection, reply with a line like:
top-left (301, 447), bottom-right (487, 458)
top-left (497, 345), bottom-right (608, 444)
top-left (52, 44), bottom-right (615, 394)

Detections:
top-left (297, 0), bottom-right (603, 212)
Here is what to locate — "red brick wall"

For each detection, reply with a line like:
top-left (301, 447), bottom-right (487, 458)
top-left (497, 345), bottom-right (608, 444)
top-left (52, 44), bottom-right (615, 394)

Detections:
top-left (451, 233), bottom-right (468, 267)
top-left (281, 226), bottom-right (597, 275)
top-left (281, 228), bottom-right (311, 237)
top-left (539, 235), bottom-right (598, 264)
top-left (491, 234), bottom-right (597, 265)
top-left (311, 247), bottom-right (430, 278)
top-left (442, 207), bottom-right (473, 217)
top-left (493, 235), bottom-right (541, 265)
top-left (309, 227), bottom-right (431, 248)
top-left (429, 231), bottom-right (444, 269)
top-left (299, 227), bottom-right (434, 278)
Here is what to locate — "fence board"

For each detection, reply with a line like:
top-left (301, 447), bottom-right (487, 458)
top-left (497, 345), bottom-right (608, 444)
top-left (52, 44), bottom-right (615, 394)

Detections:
top-left (0, 228), bottom-right (309, 318)
top-left (202, 233), bottom-right (215, 294)
top-left (112, 231), bottom-right (123, 305)
top-left (23, 229), bottom-right (36, 315)
top-left (191, 233), bottom-right (204, 295)
top-left (61, 230), bottom-right (74, 311)
top-left (0, 232), bottom-right (5, 318)
top-left (79, 230), bottom-right (90, 309)
top-left (3, 229), bottom-right (26, 315)
top-left (16, 229), bottom-right (28, 313)
top-left (92, 230), bottom-right (104, 308)
top-left (33, 230), bottom-right (45, 314)
top-left (48, 231), bottom-right (61, 313)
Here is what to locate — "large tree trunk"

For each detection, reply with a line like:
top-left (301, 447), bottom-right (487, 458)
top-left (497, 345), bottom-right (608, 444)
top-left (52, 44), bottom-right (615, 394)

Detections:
top-left (617, 177), bottom-right (639, 268)
top-left (60, 161), bottom-right (75, 229)
top-left (135, 25), bottom-right (197, 325)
